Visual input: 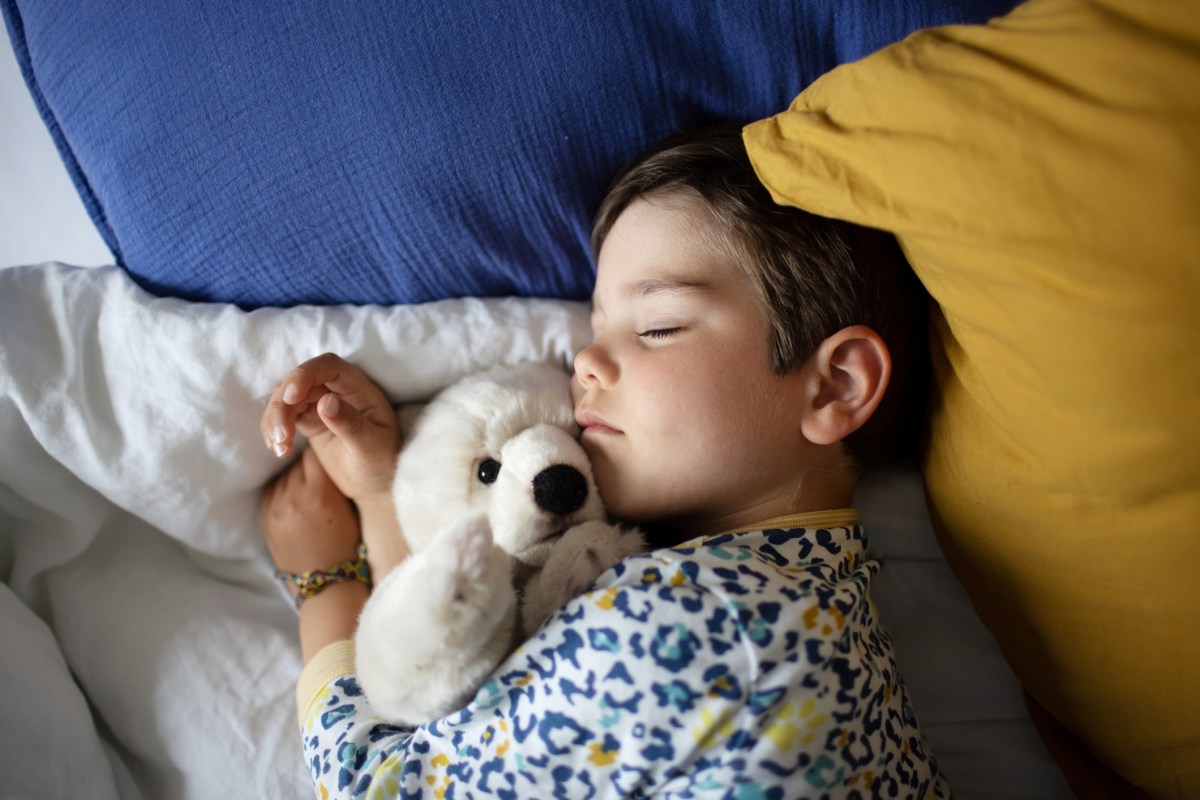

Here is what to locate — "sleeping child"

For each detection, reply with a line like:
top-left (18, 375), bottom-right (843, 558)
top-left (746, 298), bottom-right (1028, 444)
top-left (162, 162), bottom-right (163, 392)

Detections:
top-left (260, 121), bottom-right (946, 798)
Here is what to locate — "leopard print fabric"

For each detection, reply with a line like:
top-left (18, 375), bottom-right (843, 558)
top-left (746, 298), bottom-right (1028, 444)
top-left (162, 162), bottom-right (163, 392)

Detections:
top-left (300, 523), bottom-right (949, 799)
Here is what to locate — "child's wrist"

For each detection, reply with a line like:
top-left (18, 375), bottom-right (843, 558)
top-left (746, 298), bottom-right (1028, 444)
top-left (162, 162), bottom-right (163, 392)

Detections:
top-left (275, 543), bottom-right (372, 608)
top-left (354, 494), bottom-right (409, 582)
top-left (354, 492), bottom-right (395, 515)
top-left (298, 580), bottom-right (369, 664)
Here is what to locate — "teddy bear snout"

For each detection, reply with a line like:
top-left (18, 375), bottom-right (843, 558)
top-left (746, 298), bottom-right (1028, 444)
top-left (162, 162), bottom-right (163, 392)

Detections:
top-left (532, 464), bottom-right (588, 515)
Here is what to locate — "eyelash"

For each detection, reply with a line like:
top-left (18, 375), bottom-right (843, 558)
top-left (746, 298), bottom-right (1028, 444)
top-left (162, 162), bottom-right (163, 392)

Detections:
top-left (638, 327), bottom-right (681, 340)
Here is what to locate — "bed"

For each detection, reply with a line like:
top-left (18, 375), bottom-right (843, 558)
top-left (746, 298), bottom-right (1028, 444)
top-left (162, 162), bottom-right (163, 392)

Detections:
top-left (3, 1), bottom-right (1195, 798)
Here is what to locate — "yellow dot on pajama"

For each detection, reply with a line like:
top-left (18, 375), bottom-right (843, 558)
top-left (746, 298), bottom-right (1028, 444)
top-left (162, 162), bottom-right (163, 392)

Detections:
top-left (803, 606), bottom-right (819, 630)
top-left (831, 606), bottom-right (845, 630)
top-left (693, 706), bottom-right (736, 748)
top-left (371, 753), bottom-right (405, 795)
top-left (596, 587), bottom-right (620, 609)
top-left (587, 740), bottom-right (619, 766)
top-left (765, 719), bottom-right (800, 750)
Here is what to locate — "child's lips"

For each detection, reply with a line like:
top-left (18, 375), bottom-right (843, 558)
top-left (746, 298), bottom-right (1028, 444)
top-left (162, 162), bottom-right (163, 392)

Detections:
top-left (576, 408), bottom-right (621, 435)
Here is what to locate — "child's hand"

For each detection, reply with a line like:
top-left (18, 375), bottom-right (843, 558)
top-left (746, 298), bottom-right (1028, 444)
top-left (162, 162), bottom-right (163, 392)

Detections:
top-left (262, 446), bottom-right (360, 576)
top-left (263, 446), bottom-right (369, 662)
top-left (261, 353), bottom-right (402, 503)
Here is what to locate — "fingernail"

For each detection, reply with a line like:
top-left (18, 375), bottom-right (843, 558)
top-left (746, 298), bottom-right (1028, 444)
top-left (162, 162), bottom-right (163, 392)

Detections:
top-left (273, 442), bottom-right (287, 458)
top-left (271, 426), bottom-right (286, 444)
top-left (282, 383), bottom-right (300, 404)
top-left (322, 394), bottom-right (340, 417)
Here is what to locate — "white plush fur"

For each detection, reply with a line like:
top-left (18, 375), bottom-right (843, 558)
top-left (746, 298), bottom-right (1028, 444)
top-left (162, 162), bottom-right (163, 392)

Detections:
top-left (355, 362), bottom-right (644, 725)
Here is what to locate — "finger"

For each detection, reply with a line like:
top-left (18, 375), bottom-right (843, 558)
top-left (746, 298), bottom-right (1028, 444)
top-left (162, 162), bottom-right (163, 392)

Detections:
top-left (267, 353), bottom-right (388, 457)
top-left (261, 373), bottom-right (311, 457)
top-left (262, 372), bottom-right (339, 458)
top-left (261, 400), bottom-right (297, 458)
top-left (261, 356), bottom-right (340, 456)
top-left (278, 353), bottom-right (361, 407)
top-left (298, 445), bottom-right (322, 483)
top-left (316, 392), bottom-right (368, 443)
top-left (295, 389), bottom-right (334, 439)
top-left (285, 353), bottom-right (393, 423)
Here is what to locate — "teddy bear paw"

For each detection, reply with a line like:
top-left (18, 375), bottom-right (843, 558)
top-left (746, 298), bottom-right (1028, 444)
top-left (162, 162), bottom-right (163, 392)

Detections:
top-left (356, 513), bottom-right (519, 723)
top-left (520, 521), bottom-right (644, 632)
top-left (423, 513), bottom-right (517, 644)
top-left (557, 520), bottom-right (644, 585)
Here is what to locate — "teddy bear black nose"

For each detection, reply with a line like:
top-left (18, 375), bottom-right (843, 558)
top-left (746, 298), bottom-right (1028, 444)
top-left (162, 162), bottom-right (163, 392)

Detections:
top-left (532, 464), bottom-right (588, 516)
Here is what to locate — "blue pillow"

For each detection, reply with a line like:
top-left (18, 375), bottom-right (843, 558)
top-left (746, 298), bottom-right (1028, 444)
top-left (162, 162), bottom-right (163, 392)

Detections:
top-left (3, 0), bottom-right (1015, 307)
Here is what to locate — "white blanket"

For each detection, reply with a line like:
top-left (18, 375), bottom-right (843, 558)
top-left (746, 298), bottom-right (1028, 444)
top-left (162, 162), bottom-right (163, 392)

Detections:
top-left (0, 264), bottom-right (1069, 798)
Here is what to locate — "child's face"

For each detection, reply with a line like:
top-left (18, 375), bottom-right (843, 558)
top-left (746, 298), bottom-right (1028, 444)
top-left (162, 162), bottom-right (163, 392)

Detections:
top-left (572, 195), bottom-right (813, 535)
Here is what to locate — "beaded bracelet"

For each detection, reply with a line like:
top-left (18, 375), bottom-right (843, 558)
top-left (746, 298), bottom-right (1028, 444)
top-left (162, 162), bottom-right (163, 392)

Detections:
top-left (275, 543), bottom-right (371, 608)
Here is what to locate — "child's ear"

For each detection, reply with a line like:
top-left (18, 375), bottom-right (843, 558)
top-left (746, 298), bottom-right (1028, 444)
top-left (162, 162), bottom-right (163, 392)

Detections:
top-left (799, 325), bottom-right (891, 446)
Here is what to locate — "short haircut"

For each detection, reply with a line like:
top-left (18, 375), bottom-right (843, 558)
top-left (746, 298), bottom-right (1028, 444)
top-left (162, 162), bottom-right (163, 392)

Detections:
top-left (591, 122), bottom-right (930, 471)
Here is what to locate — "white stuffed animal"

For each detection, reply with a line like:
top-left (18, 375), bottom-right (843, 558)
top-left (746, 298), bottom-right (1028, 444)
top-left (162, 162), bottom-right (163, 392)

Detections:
top-left (355, 361), bottom-right (644, 725)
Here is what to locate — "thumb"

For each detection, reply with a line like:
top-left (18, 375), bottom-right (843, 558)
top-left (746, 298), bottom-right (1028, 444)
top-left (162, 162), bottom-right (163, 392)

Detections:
top-left (317, 393), bottom-right (368, 441)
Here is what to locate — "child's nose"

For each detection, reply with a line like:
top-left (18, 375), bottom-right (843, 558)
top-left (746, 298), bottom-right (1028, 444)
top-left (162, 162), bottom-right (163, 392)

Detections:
top-left (573, 343), bottom-right (612, 387)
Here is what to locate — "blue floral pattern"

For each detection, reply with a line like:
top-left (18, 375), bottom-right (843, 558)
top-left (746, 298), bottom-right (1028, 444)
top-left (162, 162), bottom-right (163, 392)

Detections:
top-left (300, 524), bottom-right (949, 799)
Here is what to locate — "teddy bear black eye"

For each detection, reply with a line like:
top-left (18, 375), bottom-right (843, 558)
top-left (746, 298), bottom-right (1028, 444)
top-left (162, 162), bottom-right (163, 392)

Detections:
top-left (477, 458), bottom-right (501, 485)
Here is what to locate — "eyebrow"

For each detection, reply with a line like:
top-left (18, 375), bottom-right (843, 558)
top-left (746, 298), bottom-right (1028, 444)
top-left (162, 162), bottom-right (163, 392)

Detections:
top-left (624, 276), bottom-right (712, 299)
top-left (590, 274), bottom-right (714, 316)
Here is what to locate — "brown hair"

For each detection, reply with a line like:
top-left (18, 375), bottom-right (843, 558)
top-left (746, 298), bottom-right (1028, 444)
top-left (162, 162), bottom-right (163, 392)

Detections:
top-left (592, 122), bottom-right (930, 470)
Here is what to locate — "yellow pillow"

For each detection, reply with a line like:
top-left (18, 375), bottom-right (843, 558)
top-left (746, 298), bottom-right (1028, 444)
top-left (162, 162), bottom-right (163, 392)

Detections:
top-left (745, 0), bottom-right (1200, 796)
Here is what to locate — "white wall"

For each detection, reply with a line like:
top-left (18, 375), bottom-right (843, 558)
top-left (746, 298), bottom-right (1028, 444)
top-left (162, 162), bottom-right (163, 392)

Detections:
top-left (1, 30), bottom-right (113, 269)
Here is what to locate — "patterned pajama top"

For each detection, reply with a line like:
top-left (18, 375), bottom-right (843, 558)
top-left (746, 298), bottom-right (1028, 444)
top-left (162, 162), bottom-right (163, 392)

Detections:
top-left (295, 509), bottom-right (949, 799)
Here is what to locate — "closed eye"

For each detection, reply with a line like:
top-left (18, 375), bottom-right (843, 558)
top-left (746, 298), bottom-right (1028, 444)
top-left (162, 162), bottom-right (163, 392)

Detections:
top-left (638, 327), bottom-right (681, 340)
